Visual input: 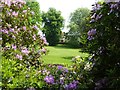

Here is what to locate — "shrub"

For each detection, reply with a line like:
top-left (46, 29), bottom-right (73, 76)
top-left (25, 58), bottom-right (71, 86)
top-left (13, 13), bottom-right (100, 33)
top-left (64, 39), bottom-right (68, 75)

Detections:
top-left (86, 1), bottom-right (120, 89)
top-left (1, 0), bottom-right (47, 88)
top-left (41, 56), bottom-right (93, 90)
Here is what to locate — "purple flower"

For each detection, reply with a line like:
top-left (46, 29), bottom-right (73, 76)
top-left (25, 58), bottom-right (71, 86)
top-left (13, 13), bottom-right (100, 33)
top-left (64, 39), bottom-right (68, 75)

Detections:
top-left (96, 14), bottom-right (103, 20)
top-left (17, 0), bottom-right (26, 4)
top-left (4, 30), bottom-right (9, 34)
top-left (12, 44), bottom-right (16, 50)
top-left (16, 54), bottom-right (22, 60)
top-left (87, 36), bottom-right (94, 40)
top-left (23, 10), bottom-right (27, 13)
top-left (11, 0), bottom-right (16, 4)
top-left (12, 11), bottom-right (18, 17)
top-left (18, 4), bottom-right (22, 8)
top-left (9, 28), bottom-right (14, 32)
top-left (5, 0), bottom-right (11, 7)
top-left (2, 29), bottom-right (8, 34)
top-left (23, 26), bottom-right (26, 30)
top-left (41, 37), bottom-right (49, 45)
top-left (87, 29), bottom-right (96, 36)
top-left (32, 34), bottom-right (36, 40)
top-left (64, 68), bottom-right (68, 73)
top-left (110, 4), bottom-right (114, 9)
top-left (60, 76), bottom-right (64, 84)
top-left (21, 48), bottom-right (30, 55)
top-left (66, 80), bottom-right (79, 90)
top-left (108, 9), bottom-right (114, 15)
top-left (58, 65), bottom-right (63, 70)
top-left (31, 11), bottom-right (35, 15)
top-left (44, 75), bottom-right (54, 84)
top-left (91, 13), bottom-right (96, 19)
top-left (99, 14), bottom-right (103, 19)
top-left (6, 11), bottom-right (11, 16)
top-left (33, 25), bottom-right (38, 30)
top-left (92, 3), bottom-right (101, 11)
top-left (90, 19), bottom-right (95, 23)
top-left (41, 48), bottom-right (46, 53)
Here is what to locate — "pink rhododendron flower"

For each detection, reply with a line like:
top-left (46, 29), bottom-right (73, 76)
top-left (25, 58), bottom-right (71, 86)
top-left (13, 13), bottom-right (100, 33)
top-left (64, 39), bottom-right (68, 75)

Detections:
top-left (41, 48), bottom-right (46, 53)
top-left (12, 44), bottom-right (16, 50)
top-left (23, 10), bottom-right (27, 13)
top-left (16, 54), bottom-right (22, 60)
top-left (32, 34), bottom-right (36, 40)
top-left (18, 4), bottom-right (22, 8)
top-left (4, 0), bottom-right (11, 7)
top-left (21, 48), bottom-right (30, 55)
top-left (9, 28), bottom-right (14, 32)
top-left (2, 29), bottom-right (8, 34)
top-left (12, 11), bottom-right (18, 17)
top-left (6, 11), bottom-right (11, 16)
top-left (12, 0), bottom-right (26, 4)
top-left (41, 36), bottom-right (49, 45)
top-left (23, 26), bottom-right (26, 30)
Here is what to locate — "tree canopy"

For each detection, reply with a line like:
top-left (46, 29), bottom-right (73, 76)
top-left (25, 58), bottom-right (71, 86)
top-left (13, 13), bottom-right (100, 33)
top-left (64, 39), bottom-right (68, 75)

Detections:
top-left (26, 0), bottom-right (42, 26)
top-left (66, 8), bottom-right (90, 47)
top-left (42, 8), bottom-right (64, 46)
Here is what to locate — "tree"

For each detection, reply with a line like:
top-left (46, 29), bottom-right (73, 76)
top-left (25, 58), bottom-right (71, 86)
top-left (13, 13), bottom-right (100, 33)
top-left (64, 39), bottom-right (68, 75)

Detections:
top-left (26, 0), bottom-right (42, 26)
top-left (42, 8), bottom-right (64, 46)
top-left (67, 8), bottom-right (90, 47)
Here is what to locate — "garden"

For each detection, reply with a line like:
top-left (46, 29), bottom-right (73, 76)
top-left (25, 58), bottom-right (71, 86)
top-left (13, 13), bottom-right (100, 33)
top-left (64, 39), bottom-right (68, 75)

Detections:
top-left (1, 0), bottom-right (120, 90)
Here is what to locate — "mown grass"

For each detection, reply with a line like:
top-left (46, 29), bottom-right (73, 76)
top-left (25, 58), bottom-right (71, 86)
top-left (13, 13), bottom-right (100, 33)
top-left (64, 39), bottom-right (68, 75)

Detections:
top-left (42, 44), bottom-right (88, 66)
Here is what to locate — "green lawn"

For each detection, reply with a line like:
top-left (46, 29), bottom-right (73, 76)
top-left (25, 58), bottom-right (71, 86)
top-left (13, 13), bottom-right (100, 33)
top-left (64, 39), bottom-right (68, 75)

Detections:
top-left (42, 44), bottom-right (88, 66)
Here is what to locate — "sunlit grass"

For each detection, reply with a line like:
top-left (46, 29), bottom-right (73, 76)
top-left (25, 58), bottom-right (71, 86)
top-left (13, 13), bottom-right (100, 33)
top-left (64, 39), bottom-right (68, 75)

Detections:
top-left (42, 44), bottom-right (88, 66)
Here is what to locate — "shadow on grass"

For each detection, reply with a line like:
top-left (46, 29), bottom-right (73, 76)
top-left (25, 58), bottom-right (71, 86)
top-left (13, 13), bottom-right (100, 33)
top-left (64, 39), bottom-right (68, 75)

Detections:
top-left (62, 56), bottom-right (73, 60)
top-left (53, 44), bottom-right (79, 49)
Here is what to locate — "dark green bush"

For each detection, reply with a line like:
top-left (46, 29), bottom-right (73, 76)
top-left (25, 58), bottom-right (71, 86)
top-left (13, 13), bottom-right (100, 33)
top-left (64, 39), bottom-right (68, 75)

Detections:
top-left (85, 1), bottom-right (120, 89)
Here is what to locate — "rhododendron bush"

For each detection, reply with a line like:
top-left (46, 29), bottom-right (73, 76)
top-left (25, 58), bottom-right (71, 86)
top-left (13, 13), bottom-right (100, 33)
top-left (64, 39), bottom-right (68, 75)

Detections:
top-left (1, 0), bottom-right (48, 88)
top-left (1, 0), bottom-right (47, 65)
top-left (85, 1), bottom-right (120, 89)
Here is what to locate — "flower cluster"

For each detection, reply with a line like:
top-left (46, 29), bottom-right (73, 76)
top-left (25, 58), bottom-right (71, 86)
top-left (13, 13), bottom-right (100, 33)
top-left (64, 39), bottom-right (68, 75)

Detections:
top-left (42, 64), bottom-right (80, 89)
top-left (1, 0), bottom-right (48, 65)
top-left (44, 75), bottom-right (54, 84)
top-left (87, 29), bottom-right (96, 40)
top-left (65, 80), bottom-right (79, 90)
top-left (86, 1), bottom-right (120, 89)
top-left (21, 47), bottom-right (30, 55)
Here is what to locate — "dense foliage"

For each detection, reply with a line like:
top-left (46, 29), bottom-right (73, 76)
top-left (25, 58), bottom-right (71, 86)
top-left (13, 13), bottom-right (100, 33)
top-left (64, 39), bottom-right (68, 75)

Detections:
top-left (1, 0), bottom-right (120, 89)
top-left (85, 1), bottom-right (120, 89)
top-left (1, 0), bottom-right (47, 88)
top-left (42, 8), bottom-right (64, 46)
top-left (41, 56), bottom-right (92, 90)
top-left (1, 0), bottom-right (90, 89)
top-left (66, 8), bottom-right (90, 48)
top-left (26, 0), bottom-right (42, 26)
